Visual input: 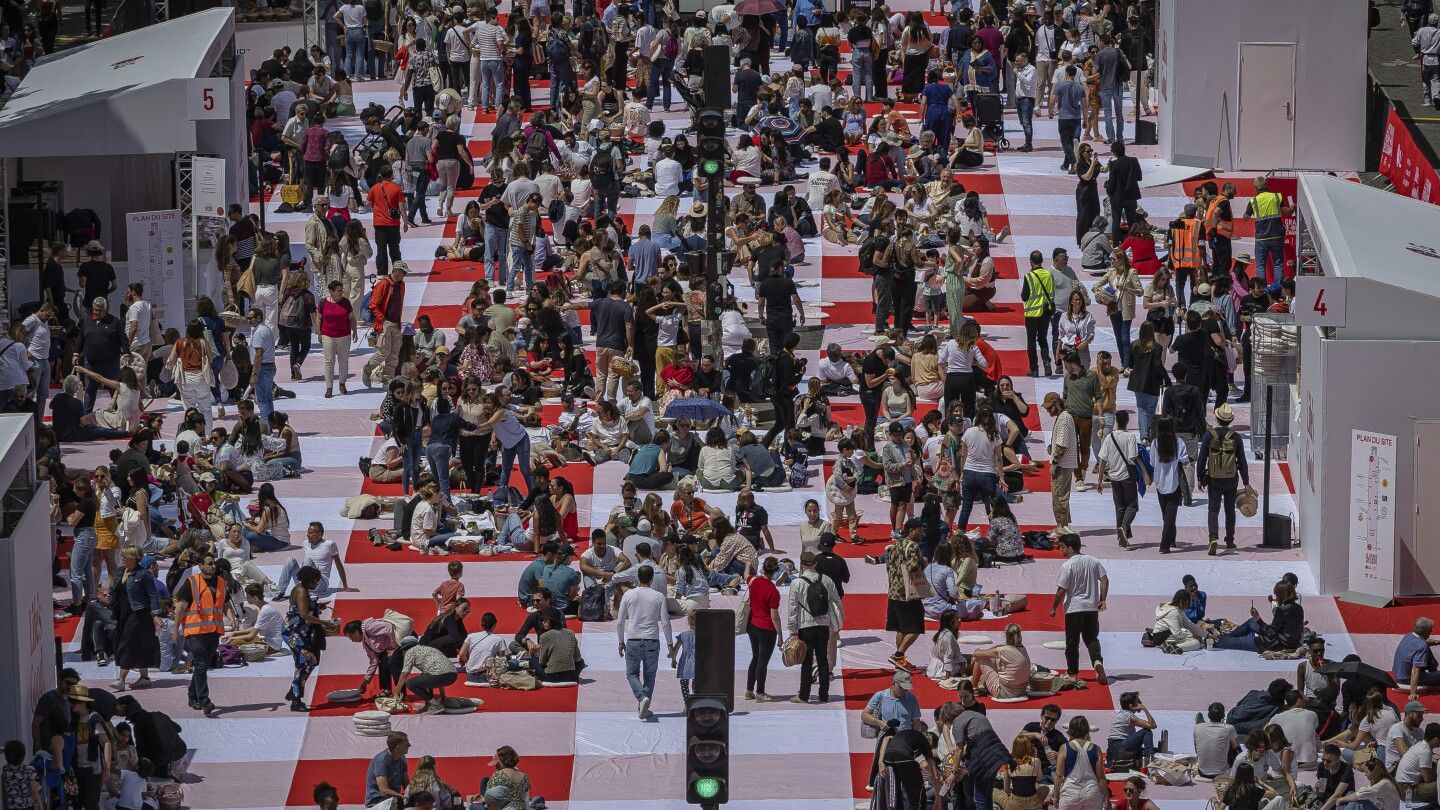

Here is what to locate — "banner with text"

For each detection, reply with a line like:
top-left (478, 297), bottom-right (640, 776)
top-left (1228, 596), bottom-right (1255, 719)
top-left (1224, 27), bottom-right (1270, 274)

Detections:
top-left (1378, 108), bottom-right (1440, 205)
top-left (125, 210), bottom-right (185, 325)
top-left (1348, 429), bottom-right (1397, 602)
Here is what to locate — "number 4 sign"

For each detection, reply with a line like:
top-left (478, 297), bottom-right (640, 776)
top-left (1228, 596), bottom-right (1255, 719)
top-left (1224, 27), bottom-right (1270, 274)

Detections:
top-left (187, 79), bottom-right (231, 121)
top-left (1294, 276), bottom-right (1347, 328)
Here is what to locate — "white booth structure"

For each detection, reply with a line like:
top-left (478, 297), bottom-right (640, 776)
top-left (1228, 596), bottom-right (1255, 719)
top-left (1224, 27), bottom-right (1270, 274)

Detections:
top-left (0, 8), bottom-right (248, 323)
top-left (1291, 174), bottom-right (1440, 601)
top-left (0, 415), bottom-right (54, 747)
top-left (1156, 0), bottom-right (1367, 172)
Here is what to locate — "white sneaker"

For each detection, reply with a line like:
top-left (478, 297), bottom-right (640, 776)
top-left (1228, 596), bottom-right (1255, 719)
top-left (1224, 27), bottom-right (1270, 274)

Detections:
top-left (638, 696), bottom-right (652, 719)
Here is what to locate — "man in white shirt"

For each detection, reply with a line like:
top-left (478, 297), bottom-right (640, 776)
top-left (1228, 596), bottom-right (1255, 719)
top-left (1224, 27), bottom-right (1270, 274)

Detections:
top-left (1096, 405), bottom-right (1140, 548)
top-left (1049, 533), bottom-right (1109, 684)
top-left (1395, 722), bottom-right (1440, 802)
top-left (268, 78), bottom-right (299, 124)
top-left (22, 302), bottom-right (53, 421)
top-left (612, 537), bottom-right (667, 594)
top-left (652, 143), bottom-right (683, 198)
top-left (1269, 689), bottom-right (1320, 770)
top-left (619, 380), bottom-right (656, 445)
top-left (787, 552), bottom-right (842, 704)
top-left (816, 344), bottom-right (858, 395)
top-left (1387, 700), bottom-right (1428, 764)
top-left (1014, 53), bottom-right (1038, 152)
top-left (1192, 702), bottom-right (1238, 778)
top-left (616, 565), bottom-right (672, 719)
top-left (802, 74), bottom-right (833, 112)
top-left (444, 16), bottom-right (474, 93)
top-left (123, 283), bottom-right (153, 360)
top-left (1034, 10), bottom-right (1061, 110)
top-left (806, 156), bottom-right (838, 210)
top-left (579, 530), bottom-right (628, 588)
top-left (272, 521), bottom-right (353, 599)
top-left (247, 308), bottom-right (278, 421)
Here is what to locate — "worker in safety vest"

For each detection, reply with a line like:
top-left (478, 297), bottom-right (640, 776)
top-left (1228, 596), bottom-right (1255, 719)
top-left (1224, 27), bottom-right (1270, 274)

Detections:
top-left (1243, 176), bottom-right (1291, 290)
top-left (1204, 182), bottom-right (1238, 283)
top-left (1021, 250), bottom-right (1056, 377)
top-left (172, 552), bottom-right (232, 717)
top-left (1165, 204), bottom-right (1204, 311)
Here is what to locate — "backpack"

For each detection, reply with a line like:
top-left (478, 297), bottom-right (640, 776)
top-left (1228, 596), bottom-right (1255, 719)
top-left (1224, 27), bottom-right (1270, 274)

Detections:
top-left (578, 584), bottom-right (606, 622)
top-left (491, 485), bottom-right (524, 507)
top-left (281, 292), bottom-right (308, 329)
top-left (589, 143), bottom-right (617, 181)
top-left (662, 31), bottom-right (678, 60)
top-left (393, 494), bottom-right (421, 539)
top-left (217, 643), bottom-right (246, 666)
top-left (547, 34), bottom-right (569, 63)
top-left (801, 573), bottom-right (830, 618)
top-left (751, 354), bottom-right (778, 401)
top-left (327, 141), bottom-right (350, 170)
top-left (857, 235), bottom-right (887, 274)
top-left (524, 127), bottom-right (549, 166)
top-left (1170, 385), bottom-right (1198, 431)
top-left (1207, 427), bottom-right (1238, 480)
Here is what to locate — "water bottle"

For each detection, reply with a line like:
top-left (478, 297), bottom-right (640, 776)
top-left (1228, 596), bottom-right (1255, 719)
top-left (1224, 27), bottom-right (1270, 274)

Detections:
top-left (990, 593), bottom-right (1003, 616)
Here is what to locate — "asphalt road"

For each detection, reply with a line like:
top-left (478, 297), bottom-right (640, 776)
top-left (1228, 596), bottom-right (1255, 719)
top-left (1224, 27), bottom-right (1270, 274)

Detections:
top-left (1369, 0), bottom-right (1440, 167)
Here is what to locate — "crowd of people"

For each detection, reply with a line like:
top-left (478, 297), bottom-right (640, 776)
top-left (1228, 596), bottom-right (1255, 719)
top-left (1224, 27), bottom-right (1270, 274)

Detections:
top-left (4, 0), bottom-right (1429, 808)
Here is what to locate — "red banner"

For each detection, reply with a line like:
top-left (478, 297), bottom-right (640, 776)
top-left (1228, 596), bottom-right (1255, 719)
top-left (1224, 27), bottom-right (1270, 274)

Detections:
top-left (1379, 107), bottom-right (1440, 205)
top-left (1264, 177), bottom-right (1300, 280)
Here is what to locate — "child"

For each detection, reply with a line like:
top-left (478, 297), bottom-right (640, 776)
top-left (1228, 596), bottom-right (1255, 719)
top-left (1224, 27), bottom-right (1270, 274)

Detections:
top-left (923, 265), bottom-right (946, 329)
top-left (826, 438), bottom-right (862, 541)
top-left (433, 561), bottom-right (465, 612)
top-left (781, 428), bottom-right (811, 488)
top-left (668, 612), bottom-right (696, 702)
top-left (2, 740), bottom-right (42, 810)
top-left (156, 598), bottom-right (184, 673)
top-left (115, 757), bottom-right (155, 810)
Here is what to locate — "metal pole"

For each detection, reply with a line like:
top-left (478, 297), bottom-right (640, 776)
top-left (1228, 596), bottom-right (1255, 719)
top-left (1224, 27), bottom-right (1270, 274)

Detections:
top-left (701, 133), bottom-right (724, 363)
top-left (1262, 383), bottom-right (1273, 539)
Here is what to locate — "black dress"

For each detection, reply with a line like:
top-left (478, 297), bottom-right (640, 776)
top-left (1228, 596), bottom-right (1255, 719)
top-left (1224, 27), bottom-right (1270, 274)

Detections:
top-left (114, 569), bottom-right (160, 671)
top-left (1075, 157), bottom-right (1101, 244)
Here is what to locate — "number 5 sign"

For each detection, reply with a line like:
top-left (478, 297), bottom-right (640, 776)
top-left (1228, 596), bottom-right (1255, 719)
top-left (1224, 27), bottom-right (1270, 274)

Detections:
top-left (1294, 276), bottom-right (1347, 328)
top-left (187, 79), bottom-right (231, 121)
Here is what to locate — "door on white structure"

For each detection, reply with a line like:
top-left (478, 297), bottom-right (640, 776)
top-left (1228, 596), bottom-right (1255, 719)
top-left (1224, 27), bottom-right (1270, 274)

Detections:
top-left (1236, 42), bottom-right (1296, 170)
top-left (1412, 422), bottom-right (1440, 595)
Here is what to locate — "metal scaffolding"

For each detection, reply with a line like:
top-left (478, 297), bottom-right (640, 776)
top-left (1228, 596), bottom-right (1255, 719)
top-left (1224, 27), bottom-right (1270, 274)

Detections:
top-left (0, 160), bottom-right (9, 330)
top-left (175, 151), bottom-right (199, 313)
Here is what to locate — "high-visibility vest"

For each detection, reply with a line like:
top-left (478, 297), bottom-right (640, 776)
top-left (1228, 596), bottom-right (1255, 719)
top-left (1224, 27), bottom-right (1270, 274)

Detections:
top-left (1169, 217), bottom-right (1202, 268)
top-left (181, 573), bottom-right (227, 637)
top-left (1022, 268), bottom-right (1054, 318)
top-left (1250, 190), bottom-right (1284, 240)
top-left (1206, 196), bottom-right (1233, 239)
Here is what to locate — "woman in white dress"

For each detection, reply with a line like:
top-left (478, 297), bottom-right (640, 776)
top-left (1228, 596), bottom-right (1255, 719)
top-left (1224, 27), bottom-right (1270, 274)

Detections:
top-left (78, 364), bottom-right (143, 432)
top-left (1056, 716), bottom-right (1108, 810)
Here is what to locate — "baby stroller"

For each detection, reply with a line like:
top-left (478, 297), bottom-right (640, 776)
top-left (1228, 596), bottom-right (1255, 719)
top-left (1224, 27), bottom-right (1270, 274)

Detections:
top-left (972, 92), bottom-right (1009, 151)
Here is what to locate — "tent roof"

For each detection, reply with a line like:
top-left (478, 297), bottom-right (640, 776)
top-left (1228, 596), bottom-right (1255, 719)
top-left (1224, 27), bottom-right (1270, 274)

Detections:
top-left (1299, 172), bottom-right (1440, 301)
top-left (0, 8), bottom-right (234, 157)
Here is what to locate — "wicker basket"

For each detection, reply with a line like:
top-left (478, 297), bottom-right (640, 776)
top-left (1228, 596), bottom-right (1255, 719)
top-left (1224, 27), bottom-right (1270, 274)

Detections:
top-left (239, 643), bottom-right (271, 663)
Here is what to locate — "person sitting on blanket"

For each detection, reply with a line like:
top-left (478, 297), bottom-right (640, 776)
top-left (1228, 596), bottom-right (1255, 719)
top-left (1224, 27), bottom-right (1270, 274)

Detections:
top-left (970, 623), bottom-right (1032, 700)
top-left (1151, 589), bottom-right (1218, 652)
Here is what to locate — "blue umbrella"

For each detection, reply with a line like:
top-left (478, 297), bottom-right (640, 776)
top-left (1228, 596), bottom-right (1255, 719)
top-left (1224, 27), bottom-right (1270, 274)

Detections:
top-left (664, 396), bottom-right (730, 421)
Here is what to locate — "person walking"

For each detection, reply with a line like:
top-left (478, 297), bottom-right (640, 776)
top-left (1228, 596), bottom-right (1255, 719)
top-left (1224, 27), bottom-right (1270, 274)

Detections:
top-left (1014, 52), bottom-right (1038, 152)
top-left (172, 552), bottom-right (231, 717)
top-left (884, 518), bottom-right (926, 672)
top-left (1198, 403), bottom-right (1250, 556)
top-left (246, 308), bottom-right (279, 422)
top-left (1053, 64), bottom-right (1085, 172)
top-left (1021, 251), bottom-right (1055, 377)
top-left (1104, 141), bottom-right (1143, 241)
top-left (1043, 392), bottom-right (1078, 537)
top-left (1060, 351), bottom-right (1101, 490)
top-left (787, 551), bottom-right (842, 704)
top-left (616, 565), bottom-right (671, 720)
top-left (1162, 362), bottom-right (1206, 506)
top-left (363, 263), bottom-right (407, 388)
top-left (1416, 14), bottom-right (1440, 107)
top-left (366, 165), bottom-right (405, 277)
top-left (1094, 33), bottom-right (1128, 145)
top-left (1151, 415), bottom-right (1190, 554)
top-left (1096, 409), bottom-right (1142, 549)
top-left (1049, 533), bottom-right (1108, 685)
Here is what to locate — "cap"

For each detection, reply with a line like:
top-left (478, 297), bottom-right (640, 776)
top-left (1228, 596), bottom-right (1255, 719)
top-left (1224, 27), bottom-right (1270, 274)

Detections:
top-left (903, 517), bottom-right (925, 532)
top-left (1042, 392), bottom-right (1063, 409)
top-left (86, 239), bottom-right (104, 254)
top-left (892, 670), bottom-right (913, 689)
top-left (392, 260), bottom-right (410, 275)
top-left (817, 531), bottom-right (839, 550)
top-left (140, 555), bottom-right (158, 569)
top-left (1194, 282), bottom-right (1212, 297)
top-left (1407, 700), bottom-right (1428, 714)
top-left (738, 176), bottom-right (760, 186)
top-left (482, 786), bottom-right (512, 804)
top-left (1215, 403), bottom-right (1235, 423)
top-left (637, 518), bottom-right (653, 533)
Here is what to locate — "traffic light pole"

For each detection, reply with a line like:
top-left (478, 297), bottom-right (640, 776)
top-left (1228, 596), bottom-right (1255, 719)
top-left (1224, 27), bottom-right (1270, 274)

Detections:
top-left (702, 159), bottom-right (724, 363)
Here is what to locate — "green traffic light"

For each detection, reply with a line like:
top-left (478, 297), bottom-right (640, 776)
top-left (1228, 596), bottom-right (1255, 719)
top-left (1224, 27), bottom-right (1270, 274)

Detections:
top-left (694, 777), bottom-right (721, 799)
top-left (702, 159), bottom-right (721, 175)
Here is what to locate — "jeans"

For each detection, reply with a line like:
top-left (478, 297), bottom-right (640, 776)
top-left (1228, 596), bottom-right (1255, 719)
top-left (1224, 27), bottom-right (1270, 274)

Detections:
top-left (851, 50), bottom-right (873, 100)
top-left (1016, 96), bottom-right (1035, 147)
top-left (1058, 118), bottom-right (1081, 168)
top-left (185, 632), bottom-right (222, 707)
top-left (648, 57), bottom-right (673, 108)
top-left (344, 29), bottom-right (367, 78)
top-left (1100, 84), bottom-right (1124, 143)
top-left (591, 183), bottom-right (620, 221)
top-left (70, 528), bottom-right (97, 603)
top-left (969, 771), bottom-right (998, 810)
top-left (1110, 312), bottom-right (1132, 367)
top-left (484, 223), bottom-right (510, 285)
top-left (255, 361), bottom-right (276, 421)
top-left (797, 624), bottom-right (831, 701)
top-left (426, 444), bottom-right (454, 502)
top-left (243, 527), bottom-right (289, 552)
top-left (480, 59), bottom-right (505, 108)
top-left (498, 434), bottom-right (535, 500)
top-left (624, 638), bottom-right (660, 701)
top-left (1207, 475), bottom-right (1239, 543)
top-left (1255, 239), bottom-right (1284, 287)
top-left (1107, 728), bottom-right (1155, 761)
top-left (1111, 477), bottom-right (1138, 539)
top-left (407, 167), bottom-right (431, 224)
top-left (1213, 616), bottom-right (1261, 651)
top-left (746, 624), bottom-right (778, 693)
top-left (508, 243), bottom-right (535, 290)
top-left (956, 470), bottom-right (999, 530)
top-left (1134, 392), bottom-right (1158, 441)
top-left (405, 670), bottom-right (457, 701)
top-left (402, 432), bottom-right (424, 494)
top-left (33, 355), bottom-right (51, 422)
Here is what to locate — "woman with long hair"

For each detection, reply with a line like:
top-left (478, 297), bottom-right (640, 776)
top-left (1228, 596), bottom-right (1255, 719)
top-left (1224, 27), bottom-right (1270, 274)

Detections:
top-left (941, 319), bottom-right (987, 418)
top-left (110, 546), bottom-right (159, 691)
top-left (744, 556), bottom-right (783, 702)
top-left (420, 597), bottom-right (471, 659)
top-left (170, 320), bottom-right (217, 434)
top-left (1055, 289), bottom-right (1096, 368)
top-left (282, 565), bottom-right (336, 712)
top-left (1151, 415), bottom-right (1189, 553)
top-left (407, 756), bottom-right (461, 809)
top-left (971, 623), bottom-right (1031, 699)
top-left (998, 734), bottom-right (1046, 809)
top-left (1074, 141), bottom-right (1103, 242)
top-left (1220, 761), bottom-right (1265, 810)
top-left (1126, 320), bottom-right (1169, 441)
top-left (956, 405), bottom-right (1006, 530)
top-left (670, 544), bottom-right (710, 615)
top-left (279, 270), bottom-right (317, 380)
top-left (1097, 252), bottom-right (1144, 369)
top-left (76, 364), bottom-right (142, 433)
top-left (340, 219), bottom-right (372, 306)
top-left (1214, 579), bottom-right (1305, 653)
top-left (963, 236), bottom-right (998, 312)
top-left (926, 608), bottom-right (964, 681)
top-left (242, 482), bottom-right (291, 552)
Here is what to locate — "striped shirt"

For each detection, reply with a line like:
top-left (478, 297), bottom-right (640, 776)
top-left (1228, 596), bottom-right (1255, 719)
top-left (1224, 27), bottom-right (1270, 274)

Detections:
top-left (509, 207), bottom-right (538, 248)
top-left (470, 21), bottom-right (505, 61)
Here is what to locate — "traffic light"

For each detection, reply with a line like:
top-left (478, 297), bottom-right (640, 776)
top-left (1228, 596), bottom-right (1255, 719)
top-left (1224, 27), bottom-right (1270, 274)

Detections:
top-left (705, 275), bottom-right (726, 318)
top-left (686, 696), bottom-right (729, 805)
top-left (696, 109), bottom-right (727, 181)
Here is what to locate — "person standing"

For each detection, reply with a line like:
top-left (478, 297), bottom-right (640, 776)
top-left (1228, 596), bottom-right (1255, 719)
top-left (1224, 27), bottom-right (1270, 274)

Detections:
top-left (366, 164), bottom-right (404, 277)
top-left (1198, 403), bottom-right (1249, 556)
top-left (470, 9), bottom-right (506, 112)
top-left (1053, 64), bottom-right (1085, 172)
top-left (592, 280), bottom-right (636, 403)
top-left (1094, 33), bottom-right (1128, 145)
top-left (1104, 141), bottom-right (1143, 241)
top-left (1021, 251), bottom-right (1055, 377)
top-left (787, 551), bottom-right (841, 704)
top-left (75, 298), bottom-right (124, 413)
top-left (1096, 409), bottom-right (1142, 548)
top-left (1416, 14), bottom-right (1440, 107)
top-left (1244, 176), bottom-right (1290, 290)
top-left (1049, 533), bottom-right (1109, 685)
top-left (1061, 351), bottom-right (1101, 490)
top-left (1205, 182), bottom-right (1237, 282)
top-left (762, 332), bottom-right (802, 449)
top-left (616, 565), bottom-right (671, 720)
top-left (1014, 52), bottom-right (1038, 152)
top-left (884, 518), bottom-right (926, 672)
top-left (22, 302), bottom-right (53, 422)
top-left (363, 263), bottom-right (407, 388)
top-left (335, 0), bottom-right (368, 82)
top-left (246, 308), bottom-right (279, 422)
top-left (1043, 393), bottom-right (1078, 537)
top-left (755, 259), bottom-right (804, 355)
top-left (172, 552), bottom-right (230, 717)
top-left (1150, 416), bottom-right (1189, 554)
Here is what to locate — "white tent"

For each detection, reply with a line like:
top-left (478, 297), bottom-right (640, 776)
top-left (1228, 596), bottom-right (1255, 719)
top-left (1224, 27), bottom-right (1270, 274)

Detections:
top-left (0, 8), bottom-right (247, 319)
top-left (1292, 174), bottom-right (1440, 599)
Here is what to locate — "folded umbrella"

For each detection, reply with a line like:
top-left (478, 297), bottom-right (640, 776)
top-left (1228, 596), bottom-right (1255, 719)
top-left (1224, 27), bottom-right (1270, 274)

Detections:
top-left (664, 396), bottom-right (730, 422)
top-left (1317, 660), bottom-right (1399, 690)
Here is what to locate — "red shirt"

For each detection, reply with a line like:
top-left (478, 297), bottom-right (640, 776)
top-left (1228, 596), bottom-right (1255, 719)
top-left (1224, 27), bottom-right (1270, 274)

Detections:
top-left (367, 180), bottom-right (404, 227)
top-left (1120, 235), bottom-right (1161, 275)
top-left (318, 298), bottom-right (353, 338)
top-left (747, 576), bottom-right (781, 631)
